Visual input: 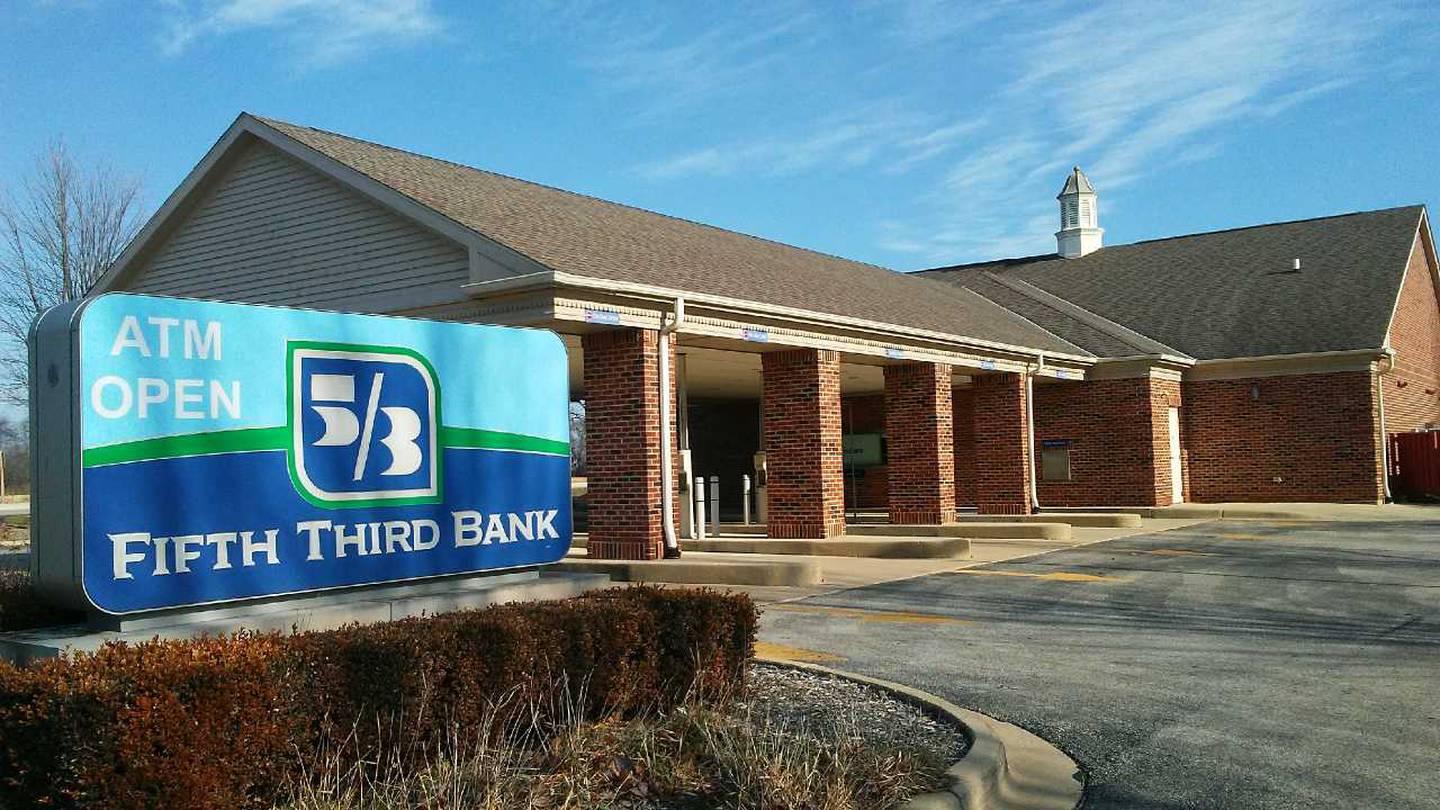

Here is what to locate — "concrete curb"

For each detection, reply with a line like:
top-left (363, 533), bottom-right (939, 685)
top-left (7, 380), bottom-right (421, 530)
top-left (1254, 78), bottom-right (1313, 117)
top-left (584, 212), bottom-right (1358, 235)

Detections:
top-left (680, 536), bottom-right (971, 559)
top-left (557, 556), bottom-right (822, 586)
top-left (758, 657), bottom-right (1082, 810)
top-left (952, 513), bottom-right (1142, 528)
top-left (852, 523), bottom-right (1073, 542)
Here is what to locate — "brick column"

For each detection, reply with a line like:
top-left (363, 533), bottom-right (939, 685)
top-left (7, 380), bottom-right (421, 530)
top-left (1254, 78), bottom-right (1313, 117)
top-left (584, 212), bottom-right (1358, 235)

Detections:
top-left (581, 328), bottom-right (679, 560)
top-left (884, 362), bottom-right (956, 524)
top-left (762, 348), bottom-right (845, 538)
top-left (973, 372), bottom-right (1033, 515)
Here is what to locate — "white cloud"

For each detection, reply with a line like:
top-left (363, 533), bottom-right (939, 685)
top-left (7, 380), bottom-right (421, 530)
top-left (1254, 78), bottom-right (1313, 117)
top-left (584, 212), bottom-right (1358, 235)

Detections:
top-left (617, 0), bottom-right (1406, 265)
top-left (877, 0), bottom-right (1393, 264)
top-left (638, 106), bottom-right (983, 180)
top-left (160, 0), bottom-right (441, 67)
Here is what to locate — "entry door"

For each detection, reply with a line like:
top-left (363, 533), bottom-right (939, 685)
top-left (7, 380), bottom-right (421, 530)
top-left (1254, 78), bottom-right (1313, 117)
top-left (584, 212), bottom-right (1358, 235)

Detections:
top-left (1167, 407), bottom-right (1184, 504)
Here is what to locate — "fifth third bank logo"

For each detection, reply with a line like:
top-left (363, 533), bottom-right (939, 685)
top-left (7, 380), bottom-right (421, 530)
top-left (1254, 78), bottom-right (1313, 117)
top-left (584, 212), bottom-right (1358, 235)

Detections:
top-left (288, 342), bottom-right (440, 506)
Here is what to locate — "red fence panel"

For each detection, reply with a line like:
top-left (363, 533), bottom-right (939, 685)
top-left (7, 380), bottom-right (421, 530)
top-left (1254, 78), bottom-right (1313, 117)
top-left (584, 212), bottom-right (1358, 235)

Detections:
top-left (1389, 431), bottom-right (1440, 500)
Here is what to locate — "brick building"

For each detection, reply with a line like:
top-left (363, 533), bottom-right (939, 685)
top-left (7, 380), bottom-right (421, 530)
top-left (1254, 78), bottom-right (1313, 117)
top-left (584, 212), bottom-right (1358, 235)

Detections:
top-left (96, 116), bottom-right (1440, 560)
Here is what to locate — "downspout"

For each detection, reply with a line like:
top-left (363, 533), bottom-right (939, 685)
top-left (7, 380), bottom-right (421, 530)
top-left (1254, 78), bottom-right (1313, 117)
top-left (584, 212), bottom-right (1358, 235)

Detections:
top-left (1027, 354), bottom-right (1043, 512)
top-left (658, 298), bottom-right (685, 558)
top-left (1377, 347), bottom-right (1395, 504)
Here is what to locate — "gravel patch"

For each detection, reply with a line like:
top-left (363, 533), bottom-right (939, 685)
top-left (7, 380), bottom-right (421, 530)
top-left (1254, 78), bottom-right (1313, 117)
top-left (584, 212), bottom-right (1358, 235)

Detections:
top-left (742, 662), bottom-right (968, 766)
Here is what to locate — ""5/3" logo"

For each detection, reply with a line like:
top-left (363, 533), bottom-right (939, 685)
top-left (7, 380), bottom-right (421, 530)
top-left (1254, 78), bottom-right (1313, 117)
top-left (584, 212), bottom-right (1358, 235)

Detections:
top-left (287, 342), bottom-right (441, 507)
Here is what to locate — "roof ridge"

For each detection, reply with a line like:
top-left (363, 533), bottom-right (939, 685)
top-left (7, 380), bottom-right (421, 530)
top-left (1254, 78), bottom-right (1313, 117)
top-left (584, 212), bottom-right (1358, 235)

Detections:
top-left (251, 114), bottom-right (901, 276)
top-left (1123, 204), bottom-right (1424, 247)
top-left (948, 284), bottom-right (1091, 358)
top-left (981, 272), bottom-right (1189, 358)
top-left (916, 205), bottom-right (1426, 273)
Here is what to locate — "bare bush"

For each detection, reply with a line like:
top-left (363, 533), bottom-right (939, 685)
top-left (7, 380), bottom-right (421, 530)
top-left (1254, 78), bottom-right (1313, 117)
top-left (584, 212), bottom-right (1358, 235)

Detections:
top-left (0, 140), bottom-right (145, 405)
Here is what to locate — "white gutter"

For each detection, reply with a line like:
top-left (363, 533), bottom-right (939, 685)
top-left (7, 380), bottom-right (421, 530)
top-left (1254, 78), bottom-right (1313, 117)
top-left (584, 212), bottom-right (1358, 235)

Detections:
top-left (1377, 346), bottom-right (1395, 503)
top-left (658, 298), bottom-right (684, 558)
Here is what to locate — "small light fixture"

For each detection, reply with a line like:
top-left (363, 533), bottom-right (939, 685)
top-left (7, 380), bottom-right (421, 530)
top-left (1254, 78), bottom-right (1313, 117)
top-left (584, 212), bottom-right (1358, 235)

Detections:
top-left (1293, 258), bottom-right (1301, 272)
top-left (1250, 384), bottom-right (1261, 401)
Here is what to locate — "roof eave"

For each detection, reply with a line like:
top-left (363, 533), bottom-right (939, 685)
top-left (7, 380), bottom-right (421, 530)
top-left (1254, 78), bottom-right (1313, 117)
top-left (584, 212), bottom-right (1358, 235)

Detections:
top-left (462, 271), bottom-right (1098, 367)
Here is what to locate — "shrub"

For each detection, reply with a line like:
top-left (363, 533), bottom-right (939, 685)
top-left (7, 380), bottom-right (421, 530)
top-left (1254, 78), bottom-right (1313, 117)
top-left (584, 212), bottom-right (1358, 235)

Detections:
top-left (0, 586), bottom-right (757, 809)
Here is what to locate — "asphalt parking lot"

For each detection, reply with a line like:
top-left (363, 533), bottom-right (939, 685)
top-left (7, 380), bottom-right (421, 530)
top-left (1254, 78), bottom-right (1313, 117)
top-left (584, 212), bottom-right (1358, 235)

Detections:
top-left (759, 520), bottom-right (1440, 809)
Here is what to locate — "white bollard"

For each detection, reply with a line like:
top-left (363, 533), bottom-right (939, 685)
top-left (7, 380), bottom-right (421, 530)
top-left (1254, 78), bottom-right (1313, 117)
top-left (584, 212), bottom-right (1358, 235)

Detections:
top-left (693, 477), bottom-right (707, 541)
top-left (708, 475), bottom-right (720, 537)
top-left (742, 474), bottom-right (751, 525)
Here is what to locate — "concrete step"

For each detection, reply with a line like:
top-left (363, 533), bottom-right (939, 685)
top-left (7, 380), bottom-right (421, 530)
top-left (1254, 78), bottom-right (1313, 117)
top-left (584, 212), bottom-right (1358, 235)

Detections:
top-left (951, 512), bottom-right (1142, 528)
top-left (557, 553), bottom-right (821, 586)
top-left (681, 536), bottom-right (970, 559)
top-left (849, 522), bottom-right (1073, 542)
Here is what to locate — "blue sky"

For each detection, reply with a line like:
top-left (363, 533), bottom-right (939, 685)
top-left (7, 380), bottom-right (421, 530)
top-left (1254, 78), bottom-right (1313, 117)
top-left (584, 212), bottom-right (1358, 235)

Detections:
top-left (2, 0), bottom-right (1438, 271)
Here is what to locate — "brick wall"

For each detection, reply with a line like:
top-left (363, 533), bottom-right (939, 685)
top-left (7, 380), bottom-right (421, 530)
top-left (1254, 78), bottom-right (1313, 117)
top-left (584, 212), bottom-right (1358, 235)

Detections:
top-left (1032, 375), bottom-right (1183, 507)
top-left (761, 349), bottom-right (846, 538)
top-left (953, 387), bottom-right (976, 507)
top-left (884, 362), bottom-right (956, 523)
top-left (1383, 231), bottom-right (1440, 433)
top-left (972, 372), bottom-right (1032, 515)
top-left (1182, 371), bottom-right (1383, 503)
top-left (581, 328), bottom-right (679, 559)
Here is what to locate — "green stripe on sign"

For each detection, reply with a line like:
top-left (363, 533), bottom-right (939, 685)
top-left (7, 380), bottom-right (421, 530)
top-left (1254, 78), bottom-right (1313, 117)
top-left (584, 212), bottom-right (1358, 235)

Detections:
top-left (439, 426), bottom-right (570, 456)
top-left (83, 426), bottom-right (289, 467)
top-left (82, 425), bottom-right (570, 468)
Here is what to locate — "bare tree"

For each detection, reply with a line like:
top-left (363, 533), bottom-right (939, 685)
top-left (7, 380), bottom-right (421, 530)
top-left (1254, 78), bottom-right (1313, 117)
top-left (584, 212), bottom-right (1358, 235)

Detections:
top-left (0, 140), bottom-right (145, 405)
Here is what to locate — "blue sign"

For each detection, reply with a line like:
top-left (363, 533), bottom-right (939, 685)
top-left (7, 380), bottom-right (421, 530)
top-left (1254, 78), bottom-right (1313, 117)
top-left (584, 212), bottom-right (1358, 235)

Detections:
top-left (980, 359), bottom-right (997, 370)
top-left (31, 294), bottom-right (572, 614)
top-left (884, 347), bottom-right (905, 359)
top-left (742, 328), bottom-right (769, 343)
top-left (584, 309), bottom-right (621, 325)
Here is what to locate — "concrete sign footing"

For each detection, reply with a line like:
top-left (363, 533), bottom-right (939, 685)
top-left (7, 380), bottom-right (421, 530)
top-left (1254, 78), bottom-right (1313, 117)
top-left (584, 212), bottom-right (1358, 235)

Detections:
top-left (0, 570), bottom-right (611, 665)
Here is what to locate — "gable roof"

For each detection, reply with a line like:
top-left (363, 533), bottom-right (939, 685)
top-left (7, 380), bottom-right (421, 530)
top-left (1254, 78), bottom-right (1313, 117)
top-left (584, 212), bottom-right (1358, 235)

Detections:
top-left (919, 206), bottom-right (1427, 360)
top-left (244, 116), bottom-right (1085, 358)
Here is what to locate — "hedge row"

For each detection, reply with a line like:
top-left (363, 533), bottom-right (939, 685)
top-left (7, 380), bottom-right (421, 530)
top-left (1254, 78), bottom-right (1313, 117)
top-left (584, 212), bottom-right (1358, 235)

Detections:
top-left (0, 586), bottom-right (757, 809)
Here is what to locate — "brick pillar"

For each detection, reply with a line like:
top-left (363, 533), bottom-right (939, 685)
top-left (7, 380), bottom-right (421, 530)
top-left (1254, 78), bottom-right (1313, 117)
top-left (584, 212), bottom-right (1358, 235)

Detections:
top-left (1147, 376), bottom-right (1185, 506)
top-left (973, 372), bottom-right (1033, 516)
top-left (581, 328), bottom-right (679, 560)
top-left (762, 348), bottom-right (846, 538)
top-left (884, 362), bottom-right (956, 524)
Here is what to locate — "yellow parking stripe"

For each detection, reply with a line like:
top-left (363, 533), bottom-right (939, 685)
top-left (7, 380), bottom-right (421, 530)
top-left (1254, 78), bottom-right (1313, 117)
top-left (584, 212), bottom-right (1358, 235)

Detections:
top-left (1143, 548), bottom-right (1216, 557)
top-left (754, 641), bottom-right (845, 663)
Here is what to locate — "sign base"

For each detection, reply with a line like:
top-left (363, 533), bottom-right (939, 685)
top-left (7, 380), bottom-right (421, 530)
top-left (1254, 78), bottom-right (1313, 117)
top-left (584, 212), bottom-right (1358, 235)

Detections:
top-left (0, 570), bottom-right (611, 665)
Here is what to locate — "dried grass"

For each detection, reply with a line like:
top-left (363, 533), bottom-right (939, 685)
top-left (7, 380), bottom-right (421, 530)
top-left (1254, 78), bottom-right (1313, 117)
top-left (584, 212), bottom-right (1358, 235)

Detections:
top-left (278, 672), bottom-right (947, 810)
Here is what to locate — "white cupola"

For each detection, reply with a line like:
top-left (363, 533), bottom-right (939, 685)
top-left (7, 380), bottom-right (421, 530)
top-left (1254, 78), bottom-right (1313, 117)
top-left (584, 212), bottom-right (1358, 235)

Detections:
top-left (1055, 166), bottom-right (1103, 258)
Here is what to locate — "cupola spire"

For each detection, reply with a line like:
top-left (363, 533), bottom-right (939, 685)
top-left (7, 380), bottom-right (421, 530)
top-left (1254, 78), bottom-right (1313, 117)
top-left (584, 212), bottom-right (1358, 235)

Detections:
top-left (1055, 166), bottom-right (1103, 258)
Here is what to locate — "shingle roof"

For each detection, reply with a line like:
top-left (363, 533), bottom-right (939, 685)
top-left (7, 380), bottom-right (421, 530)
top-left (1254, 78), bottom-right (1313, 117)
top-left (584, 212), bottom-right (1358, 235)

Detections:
top-left (252, 116), bottom-right (1086, 357)
top-left (960, 273), bottom-right (1186, 358)
top-left (919, 206), bottom-right (1425, 360)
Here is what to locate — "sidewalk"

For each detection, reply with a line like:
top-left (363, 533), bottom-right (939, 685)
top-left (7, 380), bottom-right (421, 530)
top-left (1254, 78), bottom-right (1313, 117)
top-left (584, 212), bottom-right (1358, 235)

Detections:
top-left (700, 517), bottom-right (1208, 605)
top-left (1118, 502), bottom-right (1440, 521)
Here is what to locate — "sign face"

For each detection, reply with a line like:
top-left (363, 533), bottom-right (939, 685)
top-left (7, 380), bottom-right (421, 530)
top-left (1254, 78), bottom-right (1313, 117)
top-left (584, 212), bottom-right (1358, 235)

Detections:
top-left (31, 294), bottom-right (572, 614)
top-left (842, 433), bottom-right (883, 468)
top-left (583, 309), bottom-right (621, 325)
